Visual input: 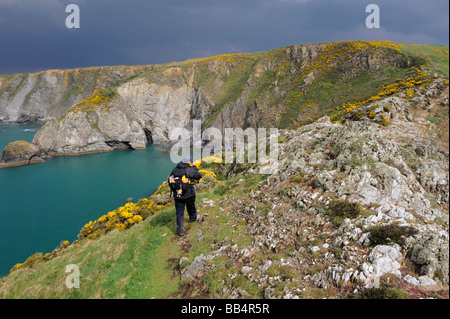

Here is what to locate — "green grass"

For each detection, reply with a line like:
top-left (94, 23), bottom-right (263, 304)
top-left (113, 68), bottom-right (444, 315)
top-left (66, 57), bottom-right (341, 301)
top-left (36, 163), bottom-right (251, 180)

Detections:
top-left (400, 43), bottom-right (449, 78)
top-left (426, 115), bottom-right (440, 125)
top-left (0, 208), bottom-right (181, 299)
top-left (63, 86), bottom-right (84, 102)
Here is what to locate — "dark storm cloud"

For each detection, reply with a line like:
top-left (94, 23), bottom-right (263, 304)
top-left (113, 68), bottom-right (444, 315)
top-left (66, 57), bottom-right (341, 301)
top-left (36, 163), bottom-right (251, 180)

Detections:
top-left (0, 0), bottom-right (448, 74)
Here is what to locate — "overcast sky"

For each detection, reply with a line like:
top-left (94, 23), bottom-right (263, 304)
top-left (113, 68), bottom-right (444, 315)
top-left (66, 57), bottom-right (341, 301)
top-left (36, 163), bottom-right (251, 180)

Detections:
top-left (0, 0), bottom-right (448, 74)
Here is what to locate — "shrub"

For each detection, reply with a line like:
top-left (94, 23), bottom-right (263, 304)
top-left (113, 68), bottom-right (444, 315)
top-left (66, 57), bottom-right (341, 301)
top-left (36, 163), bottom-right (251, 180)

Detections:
top-left (326, 199), bottom-right (363, 225)
top-left (368, 224), bottom-right (418, 246)
top-left (231, 275), bottom-right (248, 288)
top-left (376, 115), bottom-right (391, 126)
top-left (10, 253), bottom-right (45, 274)
top-left (291, 171), bottom-right (307, 183)
top-left (266, 264), bottom-right (294, 280)
top-left (103, 87), bottom-right (117, 97)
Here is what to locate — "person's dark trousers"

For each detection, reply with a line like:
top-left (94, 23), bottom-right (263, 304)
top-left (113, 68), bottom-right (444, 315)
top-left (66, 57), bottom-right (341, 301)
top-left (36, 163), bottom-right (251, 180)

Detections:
top-left (174, 195), bottom-right (197, 235)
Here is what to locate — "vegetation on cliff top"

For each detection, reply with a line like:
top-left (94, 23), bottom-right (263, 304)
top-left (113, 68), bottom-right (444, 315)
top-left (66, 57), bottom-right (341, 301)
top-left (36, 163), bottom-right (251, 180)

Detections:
top-left (2, 40), bottom-right (447, 132)
top-left (144, 40), bottom-right (448, 130)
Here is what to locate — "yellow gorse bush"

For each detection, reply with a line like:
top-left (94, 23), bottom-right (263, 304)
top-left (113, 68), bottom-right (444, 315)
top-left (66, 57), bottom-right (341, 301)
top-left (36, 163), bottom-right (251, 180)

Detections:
top-left (76, 167), bottom-right (219, 242)
top-left (294, 41), bottom-right (403, 89)
top-left (79, 200), bottom-right (148, 240)
top-left (66, 89), bottom-right (113, 117)
top-left (10, 238), bottom-right (73, 274)
top-left (329, 66), bottom-right (431, 121)
top-left (195, 155), bottom-right (223, 167)
top-left (261, 41), bottom-right (411, 128)
top-left (198, 169), bottom-right (220, 183)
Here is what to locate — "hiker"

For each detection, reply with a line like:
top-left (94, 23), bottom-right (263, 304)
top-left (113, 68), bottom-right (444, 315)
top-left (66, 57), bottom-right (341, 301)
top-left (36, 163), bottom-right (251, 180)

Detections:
top-left (168, 156), bottom-right (203, 236)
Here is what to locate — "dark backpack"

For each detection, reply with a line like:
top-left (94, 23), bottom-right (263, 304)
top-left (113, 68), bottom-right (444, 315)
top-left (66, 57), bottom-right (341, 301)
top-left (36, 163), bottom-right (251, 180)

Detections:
top-left (168, 165), bottom-right (201, 199)
top-left (168, 174), bottom-right (191, 198)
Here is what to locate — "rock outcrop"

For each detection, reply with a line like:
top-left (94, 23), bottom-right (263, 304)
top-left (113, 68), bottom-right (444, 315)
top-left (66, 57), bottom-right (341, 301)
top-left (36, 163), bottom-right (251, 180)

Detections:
top-left (0, 140), bottom-right (44, 167)
top-left (181, 114), bottom-right (448, 298)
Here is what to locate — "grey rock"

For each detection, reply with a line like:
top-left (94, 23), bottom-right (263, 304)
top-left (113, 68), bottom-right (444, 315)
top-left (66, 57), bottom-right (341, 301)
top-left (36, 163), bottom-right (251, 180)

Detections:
top-left (418, 275), bottom-right (438, 287)
top-left (264, 287), bottom-right (277, 299)
top-left (408, 232), bottom-right (449, 284)
top-left (403, 274), bottom-right (421, 286)
top-left (181, 254), bottom-right (205, 280)
top-left (369, 244), bottom-right (403, 277)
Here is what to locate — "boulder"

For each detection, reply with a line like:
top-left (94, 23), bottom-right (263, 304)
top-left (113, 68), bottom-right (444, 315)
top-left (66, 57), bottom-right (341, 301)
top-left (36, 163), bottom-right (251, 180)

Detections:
top-left (369, 244), bottom-right (403, 278)
top-left (408, 232), bottom-right (449, 284)
top-left (181, 255), bottom-right (205, 280)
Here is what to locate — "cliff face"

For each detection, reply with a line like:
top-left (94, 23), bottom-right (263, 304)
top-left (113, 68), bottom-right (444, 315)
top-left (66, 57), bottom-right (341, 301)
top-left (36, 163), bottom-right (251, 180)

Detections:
top-left (1, 41), bottom-right (449, 162)
top-left (0, 65), bottom-right (155, 123)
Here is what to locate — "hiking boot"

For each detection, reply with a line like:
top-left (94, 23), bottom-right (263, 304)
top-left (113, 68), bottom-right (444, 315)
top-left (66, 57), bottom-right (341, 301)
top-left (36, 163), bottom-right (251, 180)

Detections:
top-left (189, 214), bottom-right (201, 223)
top-left (177, 229), bottom-right (185, 236)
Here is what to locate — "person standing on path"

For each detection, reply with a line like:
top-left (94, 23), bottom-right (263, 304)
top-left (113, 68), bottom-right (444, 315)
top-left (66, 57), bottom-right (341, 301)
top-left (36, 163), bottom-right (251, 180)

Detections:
top-left (168, 156), bottom-right (203, 236)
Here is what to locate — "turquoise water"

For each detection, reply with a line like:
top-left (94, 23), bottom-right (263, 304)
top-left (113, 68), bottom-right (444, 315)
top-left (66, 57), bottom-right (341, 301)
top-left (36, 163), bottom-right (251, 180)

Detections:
top-left (0, 124), bottom-right (173, 276)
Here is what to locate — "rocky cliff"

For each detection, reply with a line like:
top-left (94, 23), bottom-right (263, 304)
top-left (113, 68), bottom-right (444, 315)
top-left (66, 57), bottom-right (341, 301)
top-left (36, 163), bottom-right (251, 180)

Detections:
top-left (179, 114), bottom-right (449, 298)
top-left (0, 65), bottom-right (155, 123)
top-left (4, 41), bottom-right (447, 163)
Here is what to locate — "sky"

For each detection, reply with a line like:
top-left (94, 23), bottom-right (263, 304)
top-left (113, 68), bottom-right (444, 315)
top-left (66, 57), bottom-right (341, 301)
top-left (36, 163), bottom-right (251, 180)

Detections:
top-left (0, 0), bottom-right (448, 74)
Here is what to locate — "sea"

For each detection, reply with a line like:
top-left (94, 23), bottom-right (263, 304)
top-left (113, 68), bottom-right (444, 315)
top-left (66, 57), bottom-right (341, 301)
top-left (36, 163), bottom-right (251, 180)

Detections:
top-left (0, 123), bottom-right (174, 277)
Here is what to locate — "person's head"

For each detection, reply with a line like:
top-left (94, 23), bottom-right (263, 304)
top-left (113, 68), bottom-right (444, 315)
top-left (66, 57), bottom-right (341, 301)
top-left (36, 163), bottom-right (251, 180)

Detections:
top-left (182, 156), bottom-right (193, 164)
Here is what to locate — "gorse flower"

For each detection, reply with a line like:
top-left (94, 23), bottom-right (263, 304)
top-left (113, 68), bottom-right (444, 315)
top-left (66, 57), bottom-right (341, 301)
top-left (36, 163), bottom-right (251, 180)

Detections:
top-left (329, 63), bottom-right (431, 122)
top-left (76, 168), bottom-right (218, 241)
top-left (65, 89), bottom-right (113, 118)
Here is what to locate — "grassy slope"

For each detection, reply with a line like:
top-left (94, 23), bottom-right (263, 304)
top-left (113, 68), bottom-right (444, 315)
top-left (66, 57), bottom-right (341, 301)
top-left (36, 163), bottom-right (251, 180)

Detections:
top-left (0, 171), bottom-right (259, 299)
top-left (400, 43), bottom-right (449, 77)
top-left (277, 43), bottom-right (448, 128)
